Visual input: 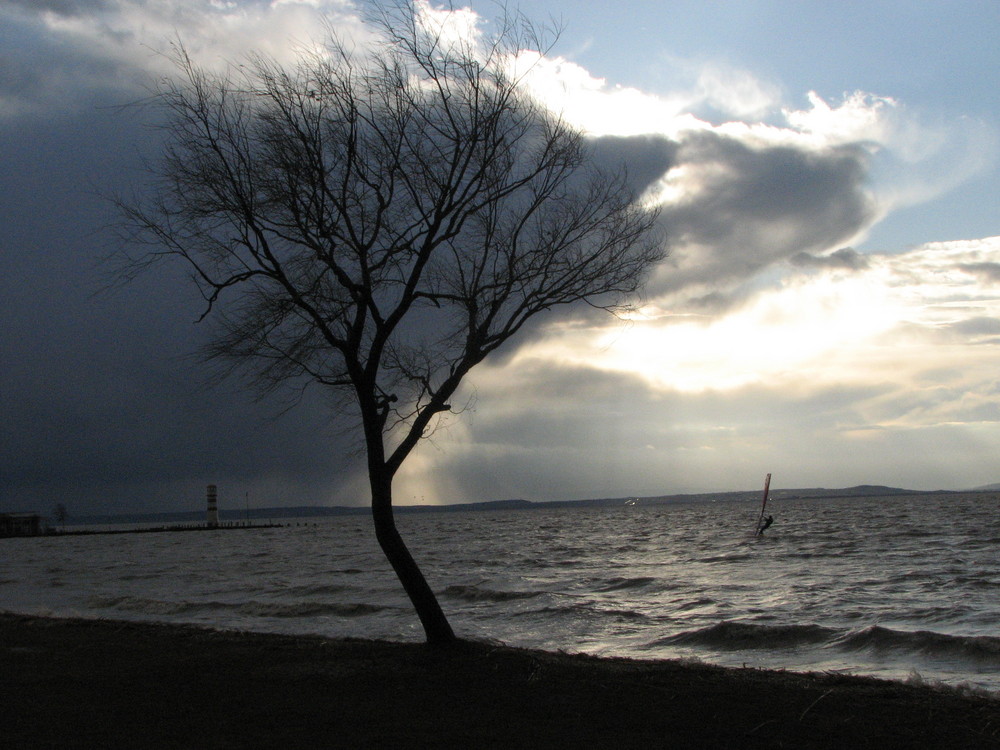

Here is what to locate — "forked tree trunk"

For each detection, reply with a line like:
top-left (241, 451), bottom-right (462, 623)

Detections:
top-left (369, 468), bottom-right (456, 645)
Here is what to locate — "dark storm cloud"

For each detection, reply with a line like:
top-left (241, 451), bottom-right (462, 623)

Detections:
top-left (0, 101), bottom-right (363, 514)
top-left (587, 134), bottom-right (678, 195)
top-left (536, 127), bottom-right (879, 327)
top-left (653, 131), bottom-right (877, 295)
top-left (483, 126), bottom-right (880, 337)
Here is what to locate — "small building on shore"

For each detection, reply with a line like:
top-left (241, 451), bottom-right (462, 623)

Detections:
top-left (0, 513), bottom-right (48, 538)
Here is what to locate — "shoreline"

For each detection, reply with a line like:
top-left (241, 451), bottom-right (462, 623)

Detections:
top-left (3, 614), bottom-right (998, 748)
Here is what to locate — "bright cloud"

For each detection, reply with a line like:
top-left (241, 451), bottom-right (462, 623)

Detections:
top-left (509, 236), bottom-right (1000, 396)
top-left (784, 91), bottom-right (897, 147)
top-left (512, 51), bottom-right (703, 137)
top-left (694, 61), bottom-right (783, 119)
top-left (412, 0), bottom-right (483, 51)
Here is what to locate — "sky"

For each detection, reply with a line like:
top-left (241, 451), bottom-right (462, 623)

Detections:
top-left (2, 0), bottom-right (999, 515)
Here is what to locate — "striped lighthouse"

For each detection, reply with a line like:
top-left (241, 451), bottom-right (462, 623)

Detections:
top-left (206, 484), bottom-right (219, 528)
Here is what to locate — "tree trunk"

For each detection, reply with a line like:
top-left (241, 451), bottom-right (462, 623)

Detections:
top-left (369, 468), bottom-right (456, 645)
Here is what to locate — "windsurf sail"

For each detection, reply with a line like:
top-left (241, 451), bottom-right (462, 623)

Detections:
top-left (754, 473), bottom-right (772, 536)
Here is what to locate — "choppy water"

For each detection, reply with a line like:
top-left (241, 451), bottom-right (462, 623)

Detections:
top-left (3, 492), bottom-right (1000, 692)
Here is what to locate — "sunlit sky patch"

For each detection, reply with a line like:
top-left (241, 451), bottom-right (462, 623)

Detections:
top-left (510, 237), bottom-right (1000, 394)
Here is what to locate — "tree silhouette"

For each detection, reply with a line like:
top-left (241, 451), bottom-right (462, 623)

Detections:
top-left (118, 1), bottom-right (663, 644)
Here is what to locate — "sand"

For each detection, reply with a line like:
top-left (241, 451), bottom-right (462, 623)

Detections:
top-left (2, 613), bottom-right (998, 748)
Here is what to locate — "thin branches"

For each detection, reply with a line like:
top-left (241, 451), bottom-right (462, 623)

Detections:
top-left (122, 0), bottom-right (663, 466)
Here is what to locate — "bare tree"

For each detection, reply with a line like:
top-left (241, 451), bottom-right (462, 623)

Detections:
top-left (118, 1), bottom-right (663, 644)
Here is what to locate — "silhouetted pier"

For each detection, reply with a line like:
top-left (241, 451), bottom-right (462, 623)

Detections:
top-left (34, 522), bottom-right (291, 538)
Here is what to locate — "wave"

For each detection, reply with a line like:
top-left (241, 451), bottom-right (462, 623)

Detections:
top-left (594, 577), bottom-right (658, 592)
top-left (834, 625), bottom-right (1000, 663)
top-left (88, 594), bottom-right (218, 616)
top-left (441, 584), bottom-right (541, 603)
top-left (659, 621), bottom-right (837, 649)
top-left (950, 576), bottom-right (1000, 589)
top-left (88, 594), bottom-right (389, 618)
top-left (280, 583), bottom-right (354, 597)
top-left (237, 601), bottom-right (387, 618)
top-left (508, 601), bottom-right (644, 623)
top-left (654, 621), bottom-right (1000, 666)
top-left (118, 573), bottom-right (164, 582)
top-left (890, 528), bottom-right (938, 539)
top-left (691, 553), bottom-right (754, 564)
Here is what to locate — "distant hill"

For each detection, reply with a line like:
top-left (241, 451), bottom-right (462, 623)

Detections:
top-left (66, 498), bottom-right (535, 526)
top-left (62, 485), bottom-right (978, 527)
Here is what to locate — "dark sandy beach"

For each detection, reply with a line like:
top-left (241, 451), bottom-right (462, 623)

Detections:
top-left (2, 613), bottom-right (998, 748)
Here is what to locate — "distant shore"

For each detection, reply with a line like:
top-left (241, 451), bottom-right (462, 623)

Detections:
top-left (3, 614), bottom-right (998, 748)
top-left (39, 521), bottom-right (292, 537)
top-left (43, 487), bottom-right (1000, 530)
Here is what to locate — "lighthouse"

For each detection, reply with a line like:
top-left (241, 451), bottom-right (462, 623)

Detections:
top-left (206, 484), bottom-right (219, 528)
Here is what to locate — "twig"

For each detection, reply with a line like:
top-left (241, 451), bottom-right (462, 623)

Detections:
top-left (746, 718), bottom-right (778, 736)
top-left (799, 689), bottom-right (834, 721)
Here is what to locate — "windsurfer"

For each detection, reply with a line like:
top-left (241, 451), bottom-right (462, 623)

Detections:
top-left (758, 515), bottom-right (774, 535)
